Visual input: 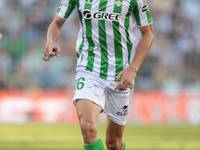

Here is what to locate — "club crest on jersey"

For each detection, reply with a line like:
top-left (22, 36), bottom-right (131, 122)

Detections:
top-left (58, 0), bottom-right (65, 8)
top-left (143, 0), bottom-right (147, 5)
top-left (115, 0), bottom-right (123, 7)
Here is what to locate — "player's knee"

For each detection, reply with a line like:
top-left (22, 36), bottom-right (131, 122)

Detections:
top-left (80, 121), bottom-right (97, 138)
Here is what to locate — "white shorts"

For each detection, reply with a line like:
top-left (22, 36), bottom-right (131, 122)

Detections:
top-left (73, 70), bottom-right (134, 125)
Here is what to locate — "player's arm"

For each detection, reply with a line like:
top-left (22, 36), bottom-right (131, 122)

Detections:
top-left (130, 24), bottom-right (154, 74)
top-left (42, 15), bottom-right (66, 61)
top-left (115, 24), bottom-right (154, 91)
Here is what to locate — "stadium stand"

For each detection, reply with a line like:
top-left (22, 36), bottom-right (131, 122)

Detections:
top-left (0, 0), bottom-right (200, 90)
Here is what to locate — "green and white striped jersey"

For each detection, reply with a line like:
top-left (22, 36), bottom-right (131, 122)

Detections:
top-left (57, 0), bottom-right (153, 80)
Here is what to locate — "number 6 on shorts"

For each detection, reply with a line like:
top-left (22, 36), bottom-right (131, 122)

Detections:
top-left (77, 77), bottom-right (85, 90)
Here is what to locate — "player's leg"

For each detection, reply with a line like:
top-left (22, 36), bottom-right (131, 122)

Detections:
top-left (106, 117), bottom-right (125, 150)
top-left (76, 99), bottom-right (105, 150)
top-left (104, 80), bottom-right (134, 150)
top-left (74, 70), bottom-right (107, 149)
top-left (76, 99), bottom-right (101, 144)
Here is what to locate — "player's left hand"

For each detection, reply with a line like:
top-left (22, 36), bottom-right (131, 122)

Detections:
top-left (115, 67), bottom-right (136, 91)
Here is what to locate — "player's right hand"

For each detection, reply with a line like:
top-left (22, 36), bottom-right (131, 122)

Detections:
top-left (42, 43), bottom-right (61, 61)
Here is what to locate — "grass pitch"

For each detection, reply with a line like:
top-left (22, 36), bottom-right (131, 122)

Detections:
top-left (0, 124), bottom-right (200, 150)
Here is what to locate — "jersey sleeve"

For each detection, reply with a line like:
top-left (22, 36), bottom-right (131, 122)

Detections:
top-left (133, 0), bottom-right (153, 27)
top-left (56, 0), bottom-right (76, 19)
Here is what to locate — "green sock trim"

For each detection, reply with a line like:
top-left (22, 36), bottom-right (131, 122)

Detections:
top-left (121, 140), bottom-right (126, 150)
top-left (107, 140), bottom-right (125, 150)
top-left (84, 138), bottom-right (105, 150)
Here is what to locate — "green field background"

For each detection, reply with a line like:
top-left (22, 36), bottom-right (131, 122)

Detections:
top-left (0, 125), bottom-right (200, 150)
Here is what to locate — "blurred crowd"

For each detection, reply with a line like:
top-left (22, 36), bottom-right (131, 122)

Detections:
top-left (0, 0), bottom-right (200, 90)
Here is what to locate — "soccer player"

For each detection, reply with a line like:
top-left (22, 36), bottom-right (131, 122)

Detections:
top-left (42, 0), bottom-right (153, 149)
